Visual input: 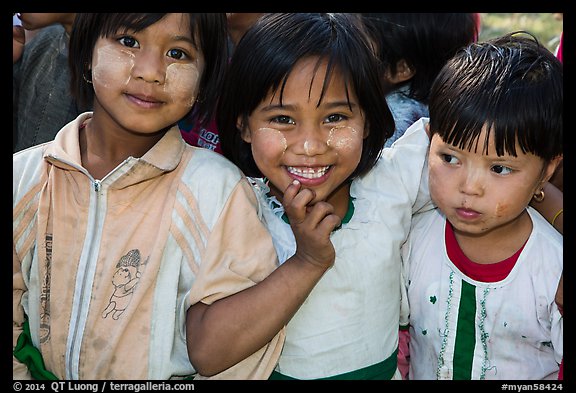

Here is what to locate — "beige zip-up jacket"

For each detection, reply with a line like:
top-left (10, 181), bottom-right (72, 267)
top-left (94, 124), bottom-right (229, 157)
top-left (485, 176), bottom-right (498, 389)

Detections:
top-left (13, 113), bottom-right (283, 380)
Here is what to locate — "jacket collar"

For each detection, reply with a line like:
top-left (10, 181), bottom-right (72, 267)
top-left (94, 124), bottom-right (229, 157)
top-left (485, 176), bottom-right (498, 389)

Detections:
top-left (44, 112), bottom-right (186, 186)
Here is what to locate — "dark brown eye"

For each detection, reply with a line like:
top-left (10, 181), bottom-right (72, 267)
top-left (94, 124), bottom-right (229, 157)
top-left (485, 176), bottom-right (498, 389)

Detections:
top-left (167, 48), bottom-right (186, 60)
top-left (118, 36), bottom-right (138, 48)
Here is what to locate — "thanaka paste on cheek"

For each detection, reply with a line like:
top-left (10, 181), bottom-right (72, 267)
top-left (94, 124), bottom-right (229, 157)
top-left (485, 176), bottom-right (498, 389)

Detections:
top-left (92, 44), bottom-right (133, 88)
top-left (254, 128), bottom-right (288, 155)
top-left (494, 202), bottom-right (509, 218)
top-left (92, 43), bottom-right (199, 109)
top-left (165, 62), bottom-right (200, 108)
top-left (327, 126), bottom-right (361, 154)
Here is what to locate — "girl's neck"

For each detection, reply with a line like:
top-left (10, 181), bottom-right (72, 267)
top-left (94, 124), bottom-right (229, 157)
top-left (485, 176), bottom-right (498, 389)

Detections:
top-left (79, 115), bottom-right (166, 180)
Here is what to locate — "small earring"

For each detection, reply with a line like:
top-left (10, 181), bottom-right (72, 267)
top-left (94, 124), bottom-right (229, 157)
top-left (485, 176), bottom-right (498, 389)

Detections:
top-left (533, 189), bottom-right (545, 202)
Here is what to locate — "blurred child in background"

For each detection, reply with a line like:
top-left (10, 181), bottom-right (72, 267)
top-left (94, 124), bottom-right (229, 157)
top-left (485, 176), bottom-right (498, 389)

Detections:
top-left (13, 13), bottom-right (81, 152)
top-left (361, 13), bottom-right (478, 148)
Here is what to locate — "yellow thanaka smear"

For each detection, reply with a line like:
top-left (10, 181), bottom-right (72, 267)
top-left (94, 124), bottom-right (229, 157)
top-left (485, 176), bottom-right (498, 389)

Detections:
top-left (92, 43), bottom-right (201, 109)
top-left (92, 44), bottom-right (134, 88)
top-left (255, 127), bottom-right (288, 155)
top-left (303, 140), bottom-right (312, 155)
top-left (165, 62), bottom-right (200, 108)
top-left (327, 126), bottom-right (361, 154)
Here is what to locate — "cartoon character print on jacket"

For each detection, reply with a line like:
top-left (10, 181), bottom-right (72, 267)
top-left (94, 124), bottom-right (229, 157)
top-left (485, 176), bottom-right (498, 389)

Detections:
top-left (102, 249), bottom-right (148, 320)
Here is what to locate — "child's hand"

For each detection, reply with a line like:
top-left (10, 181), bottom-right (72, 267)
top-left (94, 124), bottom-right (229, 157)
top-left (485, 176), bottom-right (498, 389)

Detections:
top-left (282, 180), bottom-right (341, 270)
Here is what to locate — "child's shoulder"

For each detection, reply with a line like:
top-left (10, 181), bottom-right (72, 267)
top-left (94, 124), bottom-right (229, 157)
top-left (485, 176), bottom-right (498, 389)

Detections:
top-left (183, 146), bottom-right (242, 178)
top-left (410, 208), bottom-right (443, 235)
top-left (177, 148), bottom-right (255, 225)
top-left (527, 207), bottom-right (563, 247)
top-left (514, 208), bottom-right (563, 279)
top-left (13, 143), bottom-right (50, 178)
top-left (383, 117), bottom-right (430, 151)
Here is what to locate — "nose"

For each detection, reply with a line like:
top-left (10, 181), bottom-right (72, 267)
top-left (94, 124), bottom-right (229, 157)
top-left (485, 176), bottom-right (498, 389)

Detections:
top-left (294, 125), bottom-right (329, 156)
top-left (459, 166), bottom-right (485, 196)
top-left (132, 50), bottom-right (166, 84)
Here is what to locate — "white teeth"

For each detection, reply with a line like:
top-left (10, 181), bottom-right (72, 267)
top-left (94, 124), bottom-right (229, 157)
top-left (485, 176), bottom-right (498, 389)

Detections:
top-left (287, 166), bottom-right (329, 179)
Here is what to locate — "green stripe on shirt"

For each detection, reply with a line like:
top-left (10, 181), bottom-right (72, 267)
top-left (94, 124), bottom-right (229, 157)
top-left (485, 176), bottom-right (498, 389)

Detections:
top-left (453, 280), bottom-right (476, 379)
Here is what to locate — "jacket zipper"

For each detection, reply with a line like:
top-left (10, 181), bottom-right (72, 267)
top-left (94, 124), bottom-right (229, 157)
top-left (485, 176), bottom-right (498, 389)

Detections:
top-left (65, 178), bottom-right (102, 379)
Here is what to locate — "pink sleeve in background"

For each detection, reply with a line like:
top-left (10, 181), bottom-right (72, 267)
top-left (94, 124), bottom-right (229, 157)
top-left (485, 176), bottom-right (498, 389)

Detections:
top-left (472, 13), bottom-right (481, 42)
top-left (556, 31), bottom-right (563, 63)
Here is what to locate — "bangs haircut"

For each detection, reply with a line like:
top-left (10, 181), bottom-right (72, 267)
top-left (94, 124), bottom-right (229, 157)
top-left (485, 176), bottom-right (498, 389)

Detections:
top-left (429, 31), bottom-right (562, 162)
top-left (218, 13), bottom-right (394, 178)
top-left (69, 13), bottom-right (228, 126)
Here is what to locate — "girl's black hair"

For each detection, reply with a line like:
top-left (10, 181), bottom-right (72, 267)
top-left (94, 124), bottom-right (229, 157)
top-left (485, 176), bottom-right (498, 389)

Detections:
top-left (429, 31), bottom-right (563, 162)
top-left (217, 13), bottom-right (394, 179)
top-left (361, 13), bottom-right (478, 103)
top-left (68, 13), bottom-right (228, 128)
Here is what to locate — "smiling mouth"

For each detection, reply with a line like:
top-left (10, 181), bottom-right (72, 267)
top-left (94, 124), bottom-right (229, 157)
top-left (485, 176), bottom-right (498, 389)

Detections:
top-left (286, 166), bottom-right (330, 179)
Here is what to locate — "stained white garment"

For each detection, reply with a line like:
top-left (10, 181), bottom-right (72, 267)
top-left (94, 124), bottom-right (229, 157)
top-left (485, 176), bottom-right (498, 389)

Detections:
top-left (402, 207), bottom-right (563, 380)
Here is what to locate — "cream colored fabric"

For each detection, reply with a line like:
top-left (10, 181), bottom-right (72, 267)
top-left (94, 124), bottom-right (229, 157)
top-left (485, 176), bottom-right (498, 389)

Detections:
top-left (13, 113), bottom-right (282, 380)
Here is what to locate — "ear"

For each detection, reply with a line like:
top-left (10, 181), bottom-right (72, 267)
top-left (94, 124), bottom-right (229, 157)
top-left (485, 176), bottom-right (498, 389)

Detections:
top-left (542, 155), bottom-right (563, 184)
top-left (533, 154), bottom-right (564, 202)
top-left (237, 116), bottom-right (252, 143)
top-left (363, 121), bottom-right (370, 139)
top-left (385, 59), bottom-right (415, 84)
top-left (534, 155), bottom-right (563, 197)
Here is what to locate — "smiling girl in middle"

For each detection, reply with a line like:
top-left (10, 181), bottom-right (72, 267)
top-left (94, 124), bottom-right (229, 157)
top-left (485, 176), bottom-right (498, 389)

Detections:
top-left (218, 13), bottom-right (434, 379)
